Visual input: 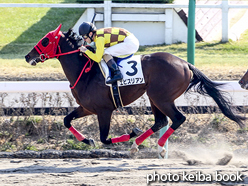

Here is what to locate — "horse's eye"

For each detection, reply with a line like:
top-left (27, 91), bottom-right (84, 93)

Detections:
top-left (41, 38), bottom-right (49, 47)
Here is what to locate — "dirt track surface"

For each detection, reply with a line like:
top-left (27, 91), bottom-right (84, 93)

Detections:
top-left (0, 147), bottom-right (248, 186)
top-left (0, 156), bottom-right (248, 186)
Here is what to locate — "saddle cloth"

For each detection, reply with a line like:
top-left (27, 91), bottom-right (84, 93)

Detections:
top-left (99, 55), bottom-right (145, 87)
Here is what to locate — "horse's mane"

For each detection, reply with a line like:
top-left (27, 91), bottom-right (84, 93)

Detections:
top-left (63, 29), bottom-right (96, 53)
top-left (63, 28), bottom-right (98, 79)
top-left (64, 28), bottom-right (84, 48)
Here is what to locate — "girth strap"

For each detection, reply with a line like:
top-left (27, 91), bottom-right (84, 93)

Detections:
top-left (110, 82), bottom-right (123, 109)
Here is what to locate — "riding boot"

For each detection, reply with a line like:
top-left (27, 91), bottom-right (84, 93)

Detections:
top-left (106, 59), bottom-right (123, 84)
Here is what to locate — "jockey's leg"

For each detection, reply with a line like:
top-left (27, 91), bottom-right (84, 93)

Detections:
top-left (102, 34), bottom-right (139, 84)
top-left (103, 54), bottom-right (123, 84)
top-left (64, 106), bottom-right (95, 146)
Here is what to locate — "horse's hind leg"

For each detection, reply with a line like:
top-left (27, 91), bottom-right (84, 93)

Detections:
top-left (156, 102), bottom-right (186, 157)
top-left (131, 101), bottom-right (169, 153)
top-left (131, 101), bottom-right (186, 157)
top-left (64, 106), bottom-right (94, 146)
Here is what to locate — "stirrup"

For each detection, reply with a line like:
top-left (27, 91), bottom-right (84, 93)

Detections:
top-left (106, 73), bottom-right (123, 84)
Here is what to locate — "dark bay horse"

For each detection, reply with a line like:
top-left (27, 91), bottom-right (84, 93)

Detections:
top-left (25, 25), bottom-right (245, 157)
top-left (239, 70), bottom-right (248, 90)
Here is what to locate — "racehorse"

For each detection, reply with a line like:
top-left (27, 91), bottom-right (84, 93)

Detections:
top-left (239, 70), bottom-right (248, 90)
top-left (25, 25), bottom-right (245, 157)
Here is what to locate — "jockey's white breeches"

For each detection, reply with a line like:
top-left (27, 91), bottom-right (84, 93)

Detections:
top-left (104, 34), bottom-right (139, 57)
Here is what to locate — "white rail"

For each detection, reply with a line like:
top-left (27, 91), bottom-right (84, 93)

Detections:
top-left (0, 81), bottom-right (71, 93)
top-left (0, 81), bottom-right (246, 108)
top-left (0, 81), bottom-right (245, 92)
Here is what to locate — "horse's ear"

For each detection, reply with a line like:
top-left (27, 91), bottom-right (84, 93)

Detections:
top-left (53, 24), bottom-right (62, 36)
top-left (67, 28), bottom-right (73, 36)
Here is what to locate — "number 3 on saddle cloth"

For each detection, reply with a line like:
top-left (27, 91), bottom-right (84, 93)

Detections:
top-left (98, 55), bottom-right (145, 109)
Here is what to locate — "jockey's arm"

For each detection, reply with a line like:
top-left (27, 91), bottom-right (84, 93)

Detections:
top-left (85, 37), bottom-right (105, 63)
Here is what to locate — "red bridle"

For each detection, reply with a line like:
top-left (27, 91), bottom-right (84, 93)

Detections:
top-left (33, 24), bottom-right (94, 89)
top-left (34, 24), bottom-right (80, 61)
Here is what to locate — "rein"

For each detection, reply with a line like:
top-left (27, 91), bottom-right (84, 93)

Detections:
top-left (56, 48), bottom-right (80, 58)
top-left (70, 54), bottom-right (94, 89)
top-left (55, 49), bottom-right (94, 89)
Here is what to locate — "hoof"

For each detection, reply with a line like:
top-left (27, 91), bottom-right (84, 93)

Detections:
top-left (158, 146), bottom-right (166, 158)
top-left (130, 141), bottom-right (139, 155)
top-left (130, 147), bottom-right (139, 155)
top-left (89, 138), bottom-right (96, 147)
top-left (132, 127), bottom-right (143, 137)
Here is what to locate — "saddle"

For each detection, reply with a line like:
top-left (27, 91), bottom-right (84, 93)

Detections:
top-left (98, 55), bottom-right (145, 109)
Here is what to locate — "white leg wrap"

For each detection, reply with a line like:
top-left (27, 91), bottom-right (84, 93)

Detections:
top-left (158, 145), bottom-right (166, 158)
top-left (130, 140), bottom-right (139, 154)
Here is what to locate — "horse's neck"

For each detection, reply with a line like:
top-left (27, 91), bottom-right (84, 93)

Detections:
top-left (58, 37), bottom-right (89, 88)
top-left (59, 57), bottom-right (79, 84)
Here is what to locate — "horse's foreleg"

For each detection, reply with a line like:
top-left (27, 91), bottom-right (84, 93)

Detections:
top-left (97, 109), bottom-right (113, 144)
top-left (111, 127), bottom-right (143, 143)
top-left (64, 106), bottom-right (94, 146)
top-left (97, 110), bottom-right (142, 145)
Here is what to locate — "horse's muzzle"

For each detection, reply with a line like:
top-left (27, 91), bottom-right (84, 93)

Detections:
top-left (25, 54), bottom-right (30, 62)
top-left (239, 79), bottom-right (248, 89)
top-left (25, 54), bottom-right (38, 66)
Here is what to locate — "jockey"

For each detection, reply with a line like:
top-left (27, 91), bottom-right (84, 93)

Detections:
top-left (78, 22), bottom-right (139, 84)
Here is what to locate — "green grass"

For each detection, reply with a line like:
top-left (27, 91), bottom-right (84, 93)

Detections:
top-left (0, 0), bottom-right (84, 72)
top-left (0, 0), bottom-right (248, 73)
top-left (0, 4), bottom-right (83, 49)
top-left (135, 32), bottom-right (248, 70)
top-left (62, 139), bottom-right (96, 150)
top-left (0, 0), bottom-right (82, 44)
top-left (0, 0), bottom-right (79, 3)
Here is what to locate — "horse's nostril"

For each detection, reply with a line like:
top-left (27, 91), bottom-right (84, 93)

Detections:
top-left (239, 80), bottom-right (243, 85)
top-left (25, 54), bottom-right (30, 62)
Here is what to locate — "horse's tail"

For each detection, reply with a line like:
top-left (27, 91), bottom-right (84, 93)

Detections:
top-left (185, 63), bottom-right (246, 128)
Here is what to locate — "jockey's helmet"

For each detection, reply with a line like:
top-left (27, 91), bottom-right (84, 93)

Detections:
top-left (79, 22), bottom-right (97, 37)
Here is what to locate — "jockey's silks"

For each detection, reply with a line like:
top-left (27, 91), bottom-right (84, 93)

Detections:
top-left (85, 27), bottom-right (131, 63)
top-left (96, 27), bottom-right (131, 47)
